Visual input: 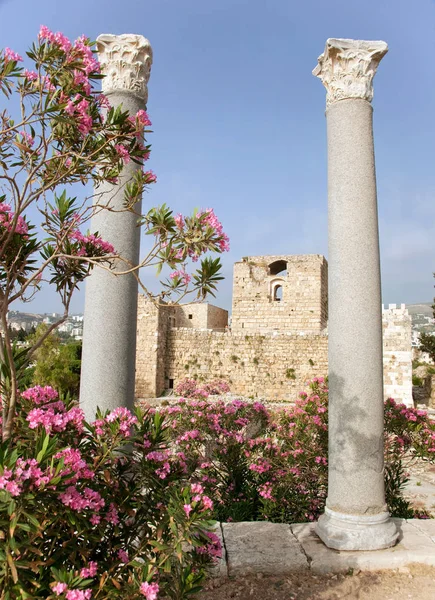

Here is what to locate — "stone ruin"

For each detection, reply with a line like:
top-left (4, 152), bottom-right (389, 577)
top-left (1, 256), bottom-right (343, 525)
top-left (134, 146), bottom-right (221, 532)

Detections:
top-left (135, 254), bottom-right (413, 406)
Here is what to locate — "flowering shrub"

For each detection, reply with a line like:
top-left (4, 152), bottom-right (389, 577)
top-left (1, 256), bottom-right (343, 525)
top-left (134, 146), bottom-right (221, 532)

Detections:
top-left (0, 386), bottom-right (220, 599)
top-left (174, 378), bottom-right (230, 399)
top-left (160, 380), bottom-right (435, 523)
top-left (0, 28), bottom-right (229, 441)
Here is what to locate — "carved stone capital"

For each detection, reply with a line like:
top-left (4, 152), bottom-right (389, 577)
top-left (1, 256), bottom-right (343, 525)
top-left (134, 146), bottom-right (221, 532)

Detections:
top-left (97, 34), bottom-right (153, 101)
top-left (313, 38), bottom-right (388, 107)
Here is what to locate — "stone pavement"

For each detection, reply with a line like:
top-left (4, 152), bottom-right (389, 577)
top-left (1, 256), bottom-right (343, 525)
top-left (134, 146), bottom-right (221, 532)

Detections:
top-left (212, 519), bottom-right (435, 578)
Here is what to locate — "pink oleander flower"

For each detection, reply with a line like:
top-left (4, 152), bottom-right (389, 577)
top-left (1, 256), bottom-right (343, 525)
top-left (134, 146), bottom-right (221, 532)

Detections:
top-left (143, 170), bottom-right (157, 183)
top-left (118, 549), bottom-right (129, 563)
top-left (24, 69), bottom-right (38, 80)
top-left (80, 561), bottom-right (98, 578)
top-left (59, 486), bottom-right (105, 513)
top-left (4, 47), bottom-right (23, 62)
top-left (201, 495), bottom-right (213, 511)
top-left (115, 144), bottom-right (131, 164)
top-left (174, 214), bottom-right (184, 229)
top-left (22, 385), bottom-right (58, 405)
top-left (140, 582), bottom-right (159, 600)
top-left (52, 582), bottom-right (68, 596)
top-left (183, 503), bottom-right (192, 517)
top-left (66, 590), bottom-right (92, 600)
top-left (197, 208), bottom-right (230, 252)
top-left (135, 110), bottom-right (152, 127)
top-left (70, 230), bottom-right (115, 255)
top-left (170, 269), bottom-right (191, 285)
top-left (105, 502), bottom-right (119, 525)
top-left (105, 406), bottom-right (137, 435)
top-left (191, 482), bottom-right (204, 495)
top-left (73, 70), bottom-right (91, 94)
top-left (73, 35), bottom-right (100, 74)
top-left (19, 130), bottom-right (34, 148)
top-left (97, 94), bottom-right (111, 109)
top-left (90, 514), bottom-right (101, 525)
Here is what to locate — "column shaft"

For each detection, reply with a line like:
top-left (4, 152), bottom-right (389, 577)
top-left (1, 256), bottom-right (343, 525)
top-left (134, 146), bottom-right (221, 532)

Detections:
top-left (326, 99), bottom-right (385, 514)
top-left (80, 35), bottom-right (152, 420)
top-left (80, 93), bottom-right (144, 421)
top-left (313, 38), bottom-right (398, 550)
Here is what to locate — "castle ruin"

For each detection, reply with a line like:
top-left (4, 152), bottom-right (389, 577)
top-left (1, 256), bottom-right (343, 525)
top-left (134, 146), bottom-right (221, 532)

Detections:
top-left (135, 255), bottom-right (412, 405)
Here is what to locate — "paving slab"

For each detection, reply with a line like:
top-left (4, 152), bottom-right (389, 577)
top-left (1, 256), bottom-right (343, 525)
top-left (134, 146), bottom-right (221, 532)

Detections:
top-left (221, 521), bottom-right (309, 576)
top-left (291, 518), bottom-right (435, 574)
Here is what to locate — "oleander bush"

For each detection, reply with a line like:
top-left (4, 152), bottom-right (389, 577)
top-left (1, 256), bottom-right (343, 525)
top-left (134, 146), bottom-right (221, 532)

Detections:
top-left (161, 379), bottom-right (435, 524)
top-left (173, 378), bottom-right (230, 399)
top-left (0, 386), bottom-right (220, 599)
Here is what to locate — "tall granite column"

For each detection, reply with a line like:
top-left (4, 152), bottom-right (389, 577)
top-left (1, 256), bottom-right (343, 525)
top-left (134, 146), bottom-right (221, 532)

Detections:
top-left (313, 39), bottom-right (398, 550)
top-left (80, 34), bottom-right (153, 420)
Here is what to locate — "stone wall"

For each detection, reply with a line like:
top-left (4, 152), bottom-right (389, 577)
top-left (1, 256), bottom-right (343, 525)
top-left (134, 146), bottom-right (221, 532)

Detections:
top-left (231, 255), bottom-right (328, 333)
top-left (382, 304), bottom-right (413, 405)
top-left (171, 302), bottom-right (228, 330)
top-left (135, 297), bottom-right (172, 398)
top-left (165, 329), bottom-right (328, 401)
top-left (135, 298), bottom-right (228, 397)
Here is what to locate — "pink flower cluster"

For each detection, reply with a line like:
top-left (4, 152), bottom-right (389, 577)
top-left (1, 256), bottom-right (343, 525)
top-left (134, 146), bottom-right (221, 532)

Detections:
top-left (143, 169), bottom-right (157, 183)
top-left (27, 403), bottom-right (84, 434)
top-left (19, 130), bottom-right (35, 147)
top-left (80, 561), bottom-right (98, 578)
top-left (51, 581), bottom-right (92, 600)
top-left (194, 531), bottom-right (222, 559)
top-left (105, 406), bottom-right (138, 435)
top-left (4, 47), bottom-right (23, 62)
top-left (145, 449), bottom-right (172, 479)
top-left (115, 144), bottom-right (130, 164)
top-left (136, 110), bottom-right (152, 128)
top-left (65, 95), bottom-right (93, 136)
top-left (70, 230), bottom-right (115, 256)
top-left (92, 407), bottom-right (137, 438)
top-left (0, 203), bottom-right (28, 235)
top-left (197, 208), bottom-right (230, 253)
top-left (174, 378), bottom-right (219, 399)
top-left (170, 269), bottom-right (191, 285)
top-left (140, 581), bottom-right (159, 600)
top-left (54, 448), bottom-right (95, 483)
top-left (21, 385), bottom-right (59, 404)
top-left (59, 485), bottom-right (105, 512)
top-left (39, 26), bottom-right (99, 75)
top-left (0, 458), bottom-right (50, 497)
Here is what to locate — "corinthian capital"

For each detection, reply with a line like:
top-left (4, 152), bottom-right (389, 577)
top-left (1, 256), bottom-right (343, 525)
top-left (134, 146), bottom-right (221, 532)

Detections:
top-left (97, 34), bottom-right (153, 101)
top-left (313, 38), bottom-right (388, 107)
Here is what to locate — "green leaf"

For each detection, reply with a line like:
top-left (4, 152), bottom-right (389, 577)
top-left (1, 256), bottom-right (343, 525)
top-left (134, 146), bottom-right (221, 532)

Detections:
top-left (36, 433), bottom-right (50, 463)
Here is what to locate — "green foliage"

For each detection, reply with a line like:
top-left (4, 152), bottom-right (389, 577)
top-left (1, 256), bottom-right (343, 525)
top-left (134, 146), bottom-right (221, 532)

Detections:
top-left (285, 367), bottom-right (296, 380)
top-left (27, 325), bottom-right (82, 397)
top-left (412, 375), bottom-right (424, 386)
top-left (419, 333), bottom-right (435, 363)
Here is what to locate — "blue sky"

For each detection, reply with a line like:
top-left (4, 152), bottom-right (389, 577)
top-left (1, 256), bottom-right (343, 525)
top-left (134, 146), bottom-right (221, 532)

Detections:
top-left (1, 0), bottom-right (435, 313)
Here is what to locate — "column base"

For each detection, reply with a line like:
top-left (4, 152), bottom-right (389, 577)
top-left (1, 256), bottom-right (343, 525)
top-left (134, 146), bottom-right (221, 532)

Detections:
top-left (316, 507), bottom-right (399, 551)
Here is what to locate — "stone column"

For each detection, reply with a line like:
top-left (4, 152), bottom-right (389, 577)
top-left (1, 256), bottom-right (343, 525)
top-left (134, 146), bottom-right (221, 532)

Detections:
top-left (80, 34), bottom-right (153, 421)
top-left (313, 39), bottom-right (398, 550)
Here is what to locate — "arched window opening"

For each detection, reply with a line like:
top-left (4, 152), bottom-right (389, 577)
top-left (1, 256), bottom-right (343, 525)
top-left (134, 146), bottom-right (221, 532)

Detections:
top-left (274, 285), bottom-right (283, 302)
top-left (269, 260), bottom-right (287, 277)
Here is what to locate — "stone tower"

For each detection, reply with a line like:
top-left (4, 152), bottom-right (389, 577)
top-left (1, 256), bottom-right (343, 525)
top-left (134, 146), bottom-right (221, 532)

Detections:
top-left (231, 255), bottom-right (328, 332)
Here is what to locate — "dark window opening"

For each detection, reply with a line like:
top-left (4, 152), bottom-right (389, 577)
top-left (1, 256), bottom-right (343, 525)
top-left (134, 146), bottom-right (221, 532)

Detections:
top-left (274, 285), bottom-right (283, 302)
top-left (269, 259), bottom-right (287, 277)
top-left (168, 378), bottom-right (174, 389)
top-left (188, 314), bottom-right (193, 320)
